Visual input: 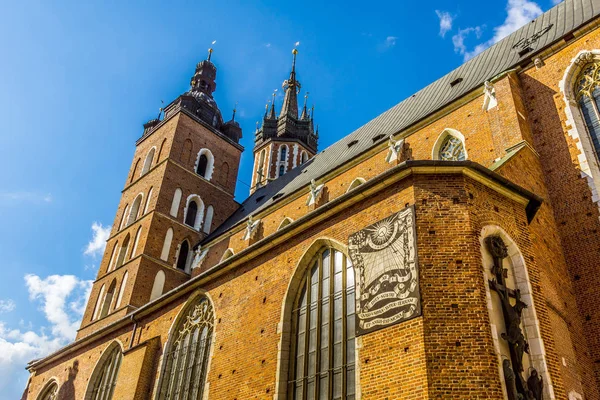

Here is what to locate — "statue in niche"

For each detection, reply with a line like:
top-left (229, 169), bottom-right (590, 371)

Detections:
top-left (485, 235), bottom-right (543, 399)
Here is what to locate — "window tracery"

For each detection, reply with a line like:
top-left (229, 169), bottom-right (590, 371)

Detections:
top-left (86, 343), bottom-right (123, 400)
top-left (438, 135), bottom-right (466, 161)
top-left (576, 62), bottom-right (600, 156)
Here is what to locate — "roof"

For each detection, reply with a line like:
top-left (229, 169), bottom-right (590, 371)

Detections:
top-left (203, 0), bottom-right (600, 243)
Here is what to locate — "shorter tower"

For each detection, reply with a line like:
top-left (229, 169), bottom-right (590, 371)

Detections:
top-left (251, 49), bottom-right (318, 193)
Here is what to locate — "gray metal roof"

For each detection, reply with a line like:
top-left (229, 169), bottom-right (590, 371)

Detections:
top-left (203, 0), bottom-right (600, 243)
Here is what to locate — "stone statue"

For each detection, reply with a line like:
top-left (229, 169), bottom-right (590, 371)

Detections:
top-left (503, 359), bottom-right (522, 400)
top-left (527, 369), bottom-right (544, 400)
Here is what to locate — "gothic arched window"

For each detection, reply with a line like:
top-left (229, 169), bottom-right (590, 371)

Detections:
top-left (99, 279), bottom-right (116, 319)
top-left (86, 342), bottom-right (123, 400)
top-left (433, 129), bottom-right (467, 161)
top-left (195, 148), bottom-right (215, 180)
top-left (288, 247), bottom-right (356, 399)
top-left (176, 241), bottom-right (190, 271)
top-left (576, 63), bottom-right (600, 157)
top-left (156, 296), bottom-right (214, 400)
top-left (37, 379), bottom-right (58, 400)
top-left (281, 145), bottom-right (287, 161)
top-left (185, 200), bottom-right (198, 227)
top-left (141, 147), bottom-right (155, 176)
top-left (279, 165), bottom-right (285, 177)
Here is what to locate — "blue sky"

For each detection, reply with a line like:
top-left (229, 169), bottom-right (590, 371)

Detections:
top-left (0, 0), bottom-right (561, 397)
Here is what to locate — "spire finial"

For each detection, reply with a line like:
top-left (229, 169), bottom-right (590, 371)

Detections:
top-left (232, 102), bottom-right (238, 121)
top-left (301, 92), bottom-right (310, 120)
top-left (207, 48), bottom-right (213, 61)
top-left (292, 48), bottom-right (298, 72)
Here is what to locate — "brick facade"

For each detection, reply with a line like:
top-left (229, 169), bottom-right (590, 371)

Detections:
top-left (21, 9), bottom-right (600, 400)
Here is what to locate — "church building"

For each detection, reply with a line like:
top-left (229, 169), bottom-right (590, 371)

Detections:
top-left (21, 0), bottom-right (600, 399)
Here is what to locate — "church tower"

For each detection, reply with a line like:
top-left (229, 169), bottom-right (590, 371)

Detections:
top-left (77, 49), bottom-right (243, 339)
top-left (251, 49), bottom-right (318, 192)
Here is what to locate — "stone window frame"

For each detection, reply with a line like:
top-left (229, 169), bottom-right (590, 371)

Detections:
top-left (183, 194), bottom-right (205, 231)
top-left (277, 144), bottom-right (290, 177)
top-left (559, 50), bottom-right (600, 209)
top-left (153, 291), bottom-right (216, 400)
top-left (36, 377), bottom-right (59, 400)
top-left (431, 128), bottom-right (468, 161)
top-left (479, 225), bottom-right (555, 400)
top-left (194, 148), bottom-right (215, 181)
top-left (84, 340), bottom-right (124, 400)
top-left (141, 146), bottom-right (156, 176)
top-left (274, 237), bottom-right (362, 400)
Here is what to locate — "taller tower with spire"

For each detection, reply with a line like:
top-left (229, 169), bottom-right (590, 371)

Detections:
top-left (77, 48), bottom-right (243, 339)
top-left (251, 49), bottom-right (318, 193)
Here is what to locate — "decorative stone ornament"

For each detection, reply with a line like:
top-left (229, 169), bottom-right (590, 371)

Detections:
top-left (385, 135), bottom-right (405, 163)
top-left (534, 57), bottom-right (545, 69)
top-left (192, 246), bottom-right (209, 269)
top-left (306, 179), bottom-right (324, 206)
top-left (483, 81), bottom-right (498, 111)
top-left (348, 206), bottom-right (421, 335)
top-left (243, 215), bottom-right (261, 241)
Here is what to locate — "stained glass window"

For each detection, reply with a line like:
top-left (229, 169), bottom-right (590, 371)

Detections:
top-left (438, 135), bottom-right (466, 161)
top-left (157, 296), bottom-right (214, 400)
top-left (577, 63), bottom-right (600, 158)
top-left (88, 343), bottom-right (122, 400)
top-left (38, 381), bottom-right (58, 400)
top-left (288, 248), bottom-right (356, 400)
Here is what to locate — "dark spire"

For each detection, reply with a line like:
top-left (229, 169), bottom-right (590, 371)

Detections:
top-left (268, 91), bottom-right (277, 119)
top-left (189, 47), bottom-right (218, 98)
top-left (279, 49), bottom-right (301, 119)
top-left (301, 92), bottom-right (309, 120)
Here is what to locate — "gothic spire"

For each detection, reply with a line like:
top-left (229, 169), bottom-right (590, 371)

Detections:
top-left (268, 91), bottom-right (277, 119)
top-left (301, 92), bottom-right (309, 120)
top-left (279, 49), bottom-right (301, 119)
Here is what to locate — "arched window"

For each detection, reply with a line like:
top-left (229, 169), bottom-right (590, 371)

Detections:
top-left (346, 177), bottom-right (366, 193)
top-left (221, 162), bottom-right (230, 186)
top-left (176, 241), bottom-right (190, 272)
top-left (119, 204), bottom-right (129, 230)
top-left (150, 270), bottom-right (165, 301)
top-left (107, 242), bottom-right (119, 273)
top-left (131, 227), bottom-right (142, 258)
top-left (37, 379), bottom-right (58, 400)
top-left (181, 139), bottom-right (193, 165)
top-left (143, 187), bottom-right (153, 214)
top-left (278, 217), bottom-right (293, 231)
top-left (92, 284), bottom-right (105, 321)
top-left (184, 195), bottom-right (204, 230)
top-left (256, 149), bottom-right (266, 186)
top-left (301, 151), bottom-right (308, 164)
top-left (287, 247), bottom-right (356, 399)
top-left (130, 159), bottom-right (140, 183)
top-left (281, 145), bottom-right (288, 161)
top-left (195, 149), bottom-right (214, 180)
top-left (115, 234), bottom-right (130, 269)
top-left (156, 295), bottom-right (214, 400)
top-left (203, 206), bottom-right (214, 234)
top-left (141, 147), bottom-right (156, 176)
top-left (185, 201), bottom-right (198, 227)
top-left (126, 193), bottom-right (143, 226)
top-left (115, 271), bottom-right (128, 310)
top-left (279, 165), bottom-right (285, 177)
top-left (170, 188), bottom-right (182, 218)
top-left (99, 280), bottom-right (116, 319)
top-left (432, 129), bottom-right (467, 161)
top-left (157, 138), bottom-right (167, 162)
top-left (576, 62), bottom-right (600, 158)
top-left (85, 342), bottom-right (123, 400)
top-left (220, 248), bottom-right (234, 262)
top-left (161, 228), bottom-right (173, 262)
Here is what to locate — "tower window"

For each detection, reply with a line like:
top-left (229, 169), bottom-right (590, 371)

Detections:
top-left (301, 151), bottom-right (308, 164)
top-left (185, 200), bottom-right (198, 227)
top-left (176, 241), bottom-right (190, 271)
top-left (279, 165), bottom-right (285, 177)
top-left (281, 145), bottom-right (287, 161)
top-left (197, 154), bottom-right (208, 177)
top-left (99, 280), bottom-right (116, 319)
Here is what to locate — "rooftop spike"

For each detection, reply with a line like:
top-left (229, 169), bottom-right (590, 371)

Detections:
top-left (207, 47), bottom-right (213, 61)
top-left (268, 90), bottom-right (277, 119)
top-left (280, 48), bottom-right (301, 119)
top-left (301, 92), bottom-right (310, 120)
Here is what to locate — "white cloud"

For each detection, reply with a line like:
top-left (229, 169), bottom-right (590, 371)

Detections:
top-left (0, 192), bottom-right (53, 204)
top-left (0, 300), bottom-right (15, 314)
top-left (452, 0), bottom-right (544, 61)
top-left (84, 222), bottom-right (111, 257)
top-left (436, 10), bottom-right (454, 38)
top-left (265, 43), bottom-right (271, 48)
top-left (0, 274), bottom-right (92, 397)
top-left (385, 36), bottom-right (397, 47)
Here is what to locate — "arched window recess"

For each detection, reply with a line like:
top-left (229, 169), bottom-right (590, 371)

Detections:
top-left (195, 148), bottom-right (215, 180)
top-left (432, 129), bottom-right (467, 161)
top-left (85, 341), bottom-right (123, 400)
